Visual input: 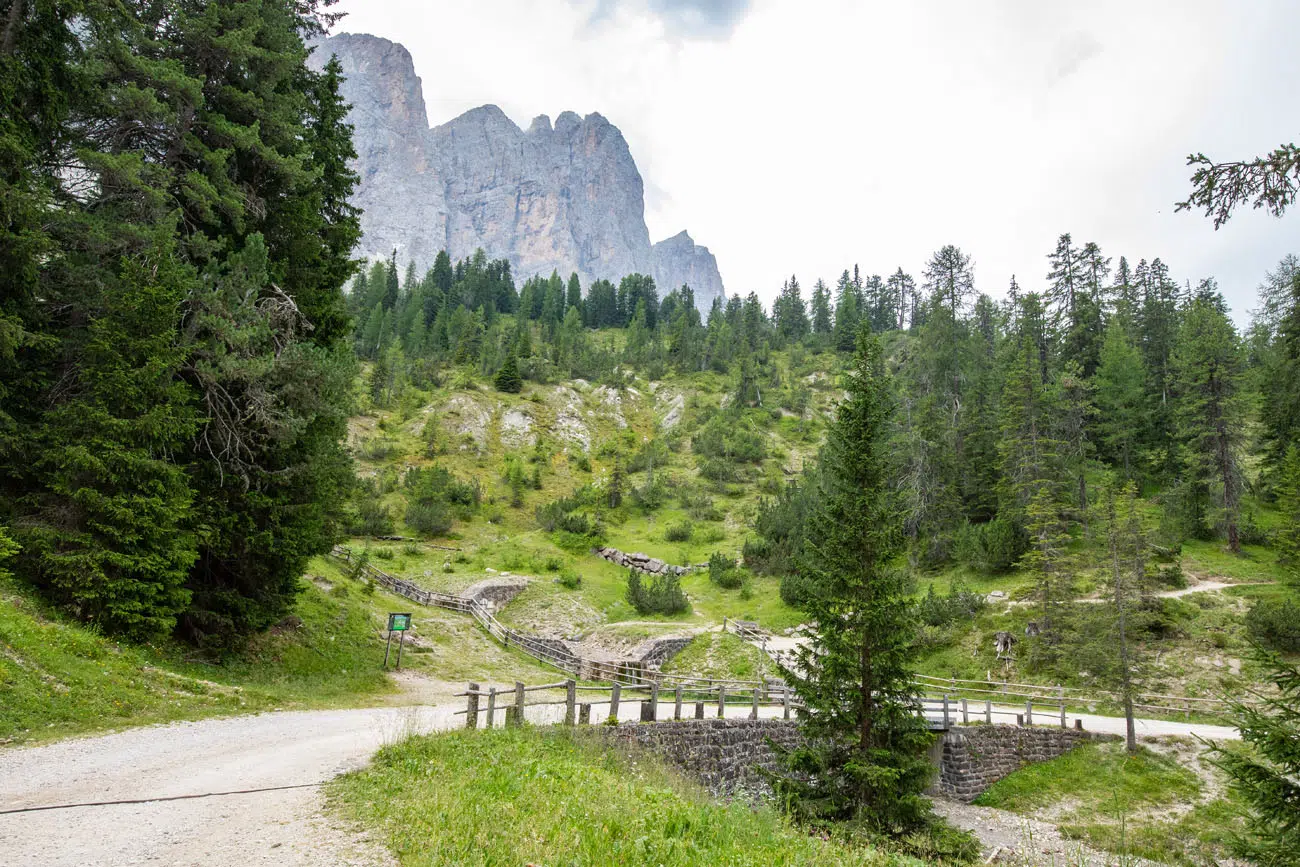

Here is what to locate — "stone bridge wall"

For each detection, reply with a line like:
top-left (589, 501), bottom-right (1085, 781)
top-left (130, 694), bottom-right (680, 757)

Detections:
top-left (595, 719), bottom-right (803, 794)
top-left (933, 724), bottom-right (1116, 801)
top-left (595, 718), bottom-right (1112, 800)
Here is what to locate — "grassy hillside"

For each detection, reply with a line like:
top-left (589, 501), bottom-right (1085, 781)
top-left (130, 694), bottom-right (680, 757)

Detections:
top-left (347, 339), bottom-right (1298, 709)
top-left (0, 555), bottom-right (559, 746)
top-left (346, 342), bottom-right (839, 637)
top-left (328, 726), bottom-right (912, 867)
top-left (974, 739), bottom-right (1247, 866)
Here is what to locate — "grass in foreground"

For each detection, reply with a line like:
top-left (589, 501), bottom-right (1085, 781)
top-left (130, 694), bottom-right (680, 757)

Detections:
top-left (328, 726), bottom-right (912, 867)
top-left (974, 740), bottom-right (1244, 866)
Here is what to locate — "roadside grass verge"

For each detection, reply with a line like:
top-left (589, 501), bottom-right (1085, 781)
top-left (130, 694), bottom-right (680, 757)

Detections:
top-left (327, 726), bottom-right (910, 867)
top-left (974, 740), bottom-right (1244, 866)
top-left (0, 570), bottom-right (388, 746)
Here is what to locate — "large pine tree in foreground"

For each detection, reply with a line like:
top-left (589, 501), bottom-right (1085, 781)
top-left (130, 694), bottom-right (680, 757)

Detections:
top-left (773, 325), bottom-right (934, 836)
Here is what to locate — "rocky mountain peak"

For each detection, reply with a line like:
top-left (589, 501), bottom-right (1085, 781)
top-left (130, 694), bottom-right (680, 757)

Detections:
top-left (310, 32), bottom-right (726, 312)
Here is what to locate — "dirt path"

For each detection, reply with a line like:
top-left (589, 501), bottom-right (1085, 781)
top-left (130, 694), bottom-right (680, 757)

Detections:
top-left (0, 668), bottom-right (1237, 867)
top-left (1070, 578), bottom-right (1275, 604)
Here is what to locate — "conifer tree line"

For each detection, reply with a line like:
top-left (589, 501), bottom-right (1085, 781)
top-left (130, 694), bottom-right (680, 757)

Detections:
top-left (0, 0), bottom-right (361, 647)
top-left (739, 241), bottom-right (1300, 645)
top-left (360, 232), bottom-right (1300, 608)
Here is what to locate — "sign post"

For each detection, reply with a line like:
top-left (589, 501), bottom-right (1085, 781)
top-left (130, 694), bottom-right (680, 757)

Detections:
top-left (384, 612), bottom-right (412, 670)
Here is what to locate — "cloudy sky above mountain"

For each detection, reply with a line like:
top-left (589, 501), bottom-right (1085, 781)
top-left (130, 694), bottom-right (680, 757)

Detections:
top-left (331, 0), bottom-right (1298, 320)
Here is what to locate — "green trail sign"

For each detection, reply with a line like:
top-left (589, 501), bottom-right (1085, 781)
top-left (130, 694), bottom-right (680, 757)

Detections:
top-left (384, 613), bottom-right (413, 669)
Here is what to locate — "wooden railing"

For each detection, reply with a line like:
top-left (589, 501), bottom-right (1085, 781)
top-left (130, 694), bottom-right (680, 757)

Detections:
top-left (454, 679), bottom-right (1086, 732)
top-left (910, 673), bottom-right (1244, 719)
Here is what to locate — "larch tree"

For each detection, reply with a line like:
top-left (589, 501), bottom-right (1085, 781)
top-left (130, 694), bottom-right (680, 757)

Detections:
top-left (922, 245), bottom-right (975, 317)
top-left (1172, 295), bottom-right (1245, 552)
top-left (1094, 321), bottom-right (1147, 480)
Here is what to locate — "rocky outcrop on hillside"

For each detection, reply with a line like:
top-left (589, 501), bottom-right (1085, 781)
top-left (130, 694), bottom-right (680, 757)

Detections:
top-left (309, 32), bottom-right (726, 312)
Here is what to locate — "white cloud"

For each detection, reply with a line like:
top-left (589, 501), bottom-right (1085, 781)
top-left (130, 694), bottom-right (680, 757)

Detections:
top-left (332, 0), bottom-right (1299, 322)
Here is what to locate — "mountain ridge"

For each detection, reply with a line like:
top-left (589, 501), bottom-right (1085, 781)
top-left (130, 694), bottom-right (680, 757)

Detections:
top-left (309, 32), bottom-right (727, 311)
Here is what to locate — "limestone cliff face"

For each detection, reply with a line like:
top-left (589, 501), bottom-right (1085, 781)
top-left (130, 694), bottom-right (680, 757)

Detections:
top-left (653, 231), bottom-right (726, 312)
top-left (309, 32), bottom-right (725, 311)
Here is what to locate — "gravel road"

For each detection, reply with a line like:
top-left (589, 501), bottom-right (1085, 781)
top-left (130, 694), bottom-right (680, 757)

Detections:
top-left (0, 706), bottom-right (456, 867)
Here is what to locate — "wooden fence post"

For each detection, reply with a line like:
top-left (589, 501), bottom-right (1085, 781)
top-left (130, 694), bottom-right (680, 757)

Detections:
top-left (985, 699), bottom-right (992, 725)
top-left (695, 701), bottom-right (705, 719)
top-left (961, 698), bottom-right (969, 725)
top-left (1025, 700), bottom-right (1033, 727)
top-left (750, 687), bottom-right (760, 720)
top-left (717, 685), bottom-right (727, 719)
top-left (466, 682), bottom-right (479, 730)
top-left (674, 685), bottom-right (683, 720)
top-left (609, 682), bottom-right (621, 724)
top-left (564, 680), bottom-right (577, 726)
top-left (509, 681), bottom-right (525, 727)
top-left (650, 681), bottom-right (660, 721)
top-left (1060, 701), bottom-right (1067, 729)
top-left (942, 695), bottom-right (950, 729)
top-left (486, 687), bottom-right (496, 729)
top-left (579, 703), bottom-right (591, 725)
top-left (640, 700), bottom-right (655, 722)
top-left (783, 687), bottom-right (791, 720)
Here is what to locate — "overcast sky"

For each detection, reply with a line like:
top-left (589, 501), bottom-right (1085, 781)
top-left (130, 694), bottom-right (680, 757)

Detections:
top-left (332, 0), bottom-right (1298, 322)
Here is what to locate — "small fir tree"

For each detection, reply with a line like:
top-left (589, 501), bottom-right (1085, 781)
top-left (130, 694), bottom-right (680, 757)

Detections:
top-left (494, 353), bottom-right (522, 393)
top-left (772, 325), bottom-right (934, 836)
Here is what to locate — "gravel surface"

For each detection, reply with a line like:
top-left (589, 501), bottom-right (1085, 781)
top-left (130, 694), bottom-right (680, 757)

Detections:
top-left (934, 798), bottom-right (1167, 866)
top-left (0, 706), bottom-right (456, 867)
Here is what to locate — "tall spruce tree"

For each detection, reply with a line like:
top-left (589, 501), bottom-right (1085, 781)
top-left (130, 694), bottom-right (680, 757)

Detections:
top-left (1, 0), bottom-right (361, 646)
top-left (774, 326), bottom-right (933, 835)
top-left (1172, 295), bottom-right (1245, 551)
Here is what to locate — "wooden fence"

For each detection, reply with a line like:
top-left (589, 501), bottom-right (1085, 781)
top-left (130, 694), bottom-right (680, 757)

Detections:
top-left (454, 679), bottom-right (1087, 732)
top-left (910, 672), bottom-right (1242, 719)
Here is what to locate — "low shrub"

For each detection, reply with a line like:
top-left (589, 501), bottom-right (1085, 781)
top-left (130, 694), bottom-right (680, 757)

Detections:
top-left (1246, 597), bottom-right (1300, 652)
top-left (553, 530), bottom-right (605, 554)
top-left (405, 499), bottom-right (453, 536)
top-left (708, 552), bottom-right (744, 589)
top-left (954, 517), bottom-right (1024, 574)
top-left (665, 521), bottom-right (693, 543)
top-left (917, 581), bottom-right (985, 628)
top-left (626, 570), bottom-right (690, 615)
top-left (349, 497), bottom-right (395, 537)
top-left (779, 571), bottom-right (818, 609)
top-left (557, 568), bottom-right (581, 590)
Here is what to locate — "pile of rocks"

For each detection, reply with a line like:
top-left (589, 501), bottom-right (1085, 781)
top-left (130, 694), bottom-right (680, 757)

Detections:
top-left (593, 546), bottom-right (701, 576)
